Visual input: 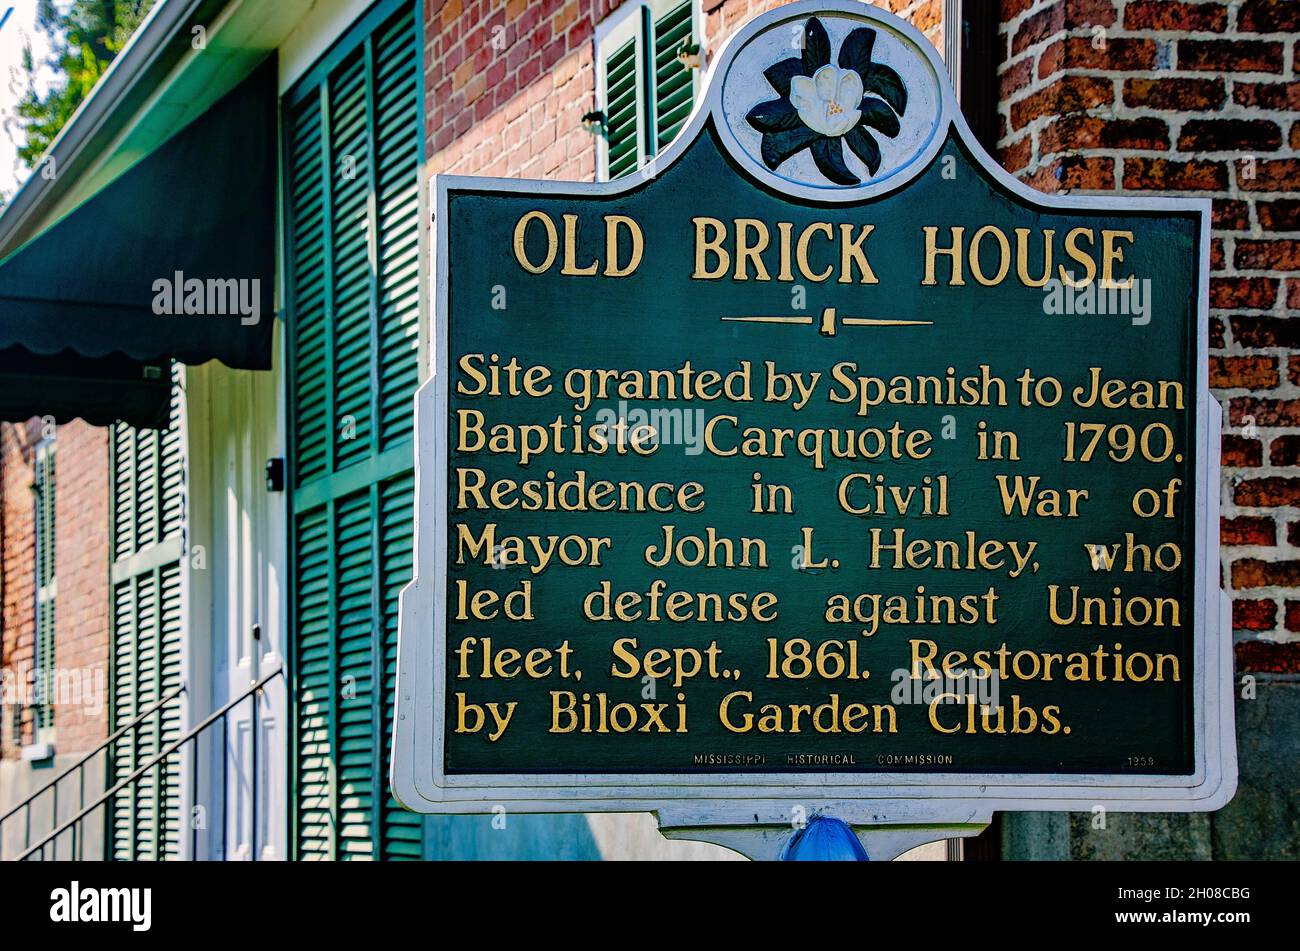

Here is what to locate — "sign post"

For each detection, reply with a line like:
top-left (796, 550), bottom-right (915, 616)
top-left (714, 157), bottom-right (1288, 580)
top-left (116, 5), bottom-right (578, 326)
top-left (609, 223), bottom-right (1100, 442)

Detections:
top-left (392, 0), bottom-right (1235, 859)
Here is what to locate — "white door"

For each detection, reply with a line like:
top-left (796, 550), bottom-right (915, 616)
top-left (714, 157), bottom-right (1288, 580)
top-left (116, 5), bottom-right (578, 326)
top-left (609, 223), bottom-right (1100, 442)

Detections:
top-left (185, 345), bottom-right (287, 860)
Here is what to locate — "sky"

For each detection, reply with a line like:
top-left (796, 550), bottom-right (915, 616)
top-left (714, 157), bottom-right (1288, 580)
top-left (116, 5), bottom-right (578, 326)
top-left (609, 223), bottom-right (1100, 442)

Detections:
top-left (0, 1), bottom-right (63, 204)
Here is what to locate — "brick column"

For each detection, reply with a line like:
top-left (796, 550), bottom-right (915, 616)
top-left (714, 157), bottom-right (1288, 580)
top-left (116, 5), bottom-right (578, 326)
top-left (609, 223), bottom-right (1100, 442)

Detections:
top-left (998, 0), bottom-right (1300, 675)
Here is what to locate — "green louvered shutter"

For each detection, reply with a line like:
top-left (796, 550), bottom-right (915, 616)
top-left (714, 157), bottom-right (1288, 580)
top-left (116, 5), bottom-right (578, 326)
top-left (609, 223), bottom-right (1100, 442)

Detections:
top-left (109, 377), bottom-right (186, 860)
top-left (377, 472), bottom-right (418, 856)
top-left (604, 36), bottom-right (641, 178)
top-left (601, 1), bottom-right (699, 178)
top-left (33, 439), bottom-right (56, 730)
top-left (285, 0), bottom-right (422, 861)
top-left (652, 1), bottom-right (696, 151)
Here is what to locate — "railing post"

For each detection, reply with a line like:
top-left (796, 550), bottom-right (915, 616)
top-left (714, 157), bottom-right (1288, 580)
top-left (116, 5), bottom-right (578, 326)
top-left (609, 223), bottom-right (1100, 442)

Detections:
top-left (251, 685), bottom-right (259, 862)
top-left (77, 764), bottom-right (85, 861)
top-left (190, 737), bottom-right (199, 861)
top-left (221, 713), bottom-right (228, 862)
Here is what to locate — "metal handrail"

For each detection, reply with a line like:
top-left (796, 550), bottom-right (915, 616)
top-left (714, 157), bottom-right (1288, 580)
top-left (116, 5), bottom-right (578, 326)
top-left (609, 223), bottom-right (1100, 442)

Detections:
top-left (0, 681), bottom-right (187, 826)
top-left (17, 662), bottom-right (283, 861)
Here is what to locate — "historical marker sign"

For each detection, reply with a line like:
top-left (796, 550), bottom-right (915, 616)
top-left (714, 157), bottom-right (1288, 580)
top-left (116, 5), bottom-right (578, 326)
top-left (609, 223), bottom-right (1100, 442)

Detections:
top-left (392, 1), bottom-right (1235, 831)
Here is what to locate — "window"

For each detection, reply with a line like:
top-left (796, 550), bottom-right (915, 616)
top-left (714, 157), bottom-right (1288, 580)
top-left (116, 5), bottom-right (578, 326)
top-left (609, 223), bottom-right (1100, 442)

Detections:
top-left (596, 0), bottom-right (702, 179)
top-left (32, 437), bottom-right (56, 732)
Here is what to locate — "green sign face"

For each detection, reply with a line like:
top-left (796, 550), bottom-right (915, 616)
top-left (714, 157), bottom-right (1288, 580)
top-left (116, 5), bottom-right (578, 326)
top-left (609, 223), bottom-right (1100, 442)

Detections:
top-left (392, 2), bottom-right (1234, 822)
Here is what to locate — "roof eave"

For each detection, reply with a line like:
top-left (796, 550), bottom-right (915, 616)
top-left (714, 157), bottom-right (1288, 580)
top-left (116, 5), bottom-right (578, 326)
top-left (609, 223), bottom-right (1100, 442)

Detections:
top-left (0, 0), bottom-right (235, 257)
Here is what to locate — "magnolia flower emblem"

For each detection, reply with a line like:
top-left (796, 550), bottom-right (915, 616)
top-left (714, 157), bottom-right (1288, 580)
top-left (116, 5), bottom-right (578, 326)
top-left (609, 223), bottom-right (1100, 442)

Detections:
top-left (746, 17), bottom-right (908, 186)
top-left (790, 65), bottom-right (864, 137)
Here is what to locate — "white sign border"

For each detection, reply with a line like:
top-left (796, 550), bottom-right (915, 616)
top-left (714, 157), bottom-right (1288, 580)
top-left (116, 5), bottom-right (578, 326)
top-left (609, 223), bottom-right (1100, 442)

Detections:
top-left (391, 0), bottom-right (1235, 820)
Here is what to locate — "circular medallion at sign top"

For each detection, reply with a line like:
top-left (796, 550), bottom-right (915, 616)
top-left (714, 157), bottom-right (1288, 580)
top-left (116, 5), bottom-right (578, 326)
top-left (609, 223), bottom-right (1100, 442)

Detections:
top-left (716, 7), bottom-right (946, 201)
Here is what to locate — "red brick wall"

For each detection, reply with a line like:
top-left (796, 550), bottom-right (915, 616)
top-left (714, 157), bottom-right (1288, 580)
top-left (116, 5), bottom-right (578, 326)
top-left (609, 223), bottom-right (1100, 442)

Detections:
top-left (49, 422), bottom-right (109, 755)
top-left (705, 0), bottom-right (943, 47)
top-left (0, 421), bottom-right (37, 757)
top-left (0, 420), bottom-right (109, 759)
top-left (425, 0), bottom-right (607, 179)
top-left (996, 0), bottom-right (1300, 674)
top-left (425, 0), bottom-right (944, 179)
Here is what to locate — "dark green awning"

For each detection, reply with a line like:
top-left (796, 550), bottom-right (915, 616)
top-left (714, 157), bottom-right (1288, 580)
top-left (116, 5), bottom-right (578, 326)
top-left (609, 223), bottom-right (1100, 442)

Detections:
top-left (0, 57), bottom-right (277, 428)
top-left (0, 349), bottom-right (172, 428)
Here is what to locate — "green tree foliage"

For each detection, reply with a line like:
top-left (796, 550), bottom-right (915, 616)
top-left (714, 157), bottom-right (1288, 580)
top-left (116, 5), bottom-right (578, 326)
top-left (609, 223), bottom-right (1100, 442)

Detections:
top-left (15, 0), bottom-right (156, 168)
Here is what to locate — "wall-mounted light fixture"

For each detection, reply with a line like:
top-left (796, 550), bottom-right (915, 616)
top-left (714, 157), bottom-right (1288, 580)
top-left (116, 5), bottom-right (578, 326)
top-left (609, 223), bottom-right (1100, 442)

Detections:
top-left (582, 110), bottom-right (608, 137)
top-left (265, 457), bottom-right (285, 492)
